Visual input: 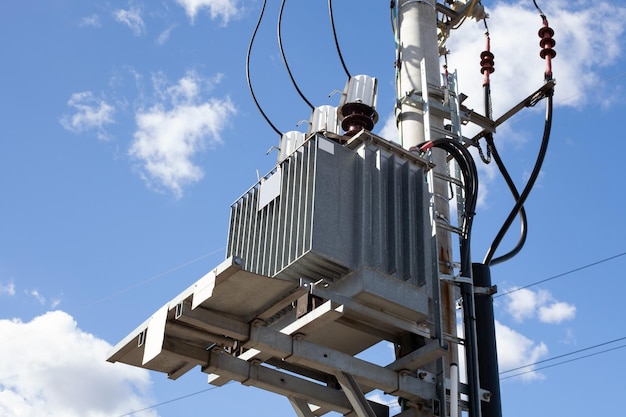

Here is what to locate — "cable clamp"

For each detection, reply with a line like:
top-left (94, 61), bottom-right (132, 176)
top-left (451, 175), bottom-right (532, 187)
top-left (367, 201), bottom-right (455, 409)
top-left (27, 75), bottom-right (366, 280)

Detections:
top-left (474, 285), bottom-right (497, 296)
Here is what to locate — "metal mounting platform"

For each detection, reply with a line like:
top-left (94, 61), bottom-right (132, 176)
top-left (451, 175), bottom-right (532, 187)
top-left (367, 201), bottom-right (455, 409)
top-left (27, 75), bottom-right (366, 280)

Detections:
top-left (108, 254), bottom-right (449, 416)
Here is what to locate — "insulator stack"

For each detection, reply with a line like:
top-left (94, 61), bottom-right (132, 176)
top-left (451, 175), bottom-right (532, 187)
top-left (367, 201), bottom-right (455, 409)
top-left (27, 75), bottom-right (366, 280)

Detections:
top-left (340, 103), bottom-right (377, 137)
top-left (480, 34), bottom-right (495, 86)
top-left (538, 17), bottom-right (556, 80)
top-left (338, 75), bottom-right (379, 137)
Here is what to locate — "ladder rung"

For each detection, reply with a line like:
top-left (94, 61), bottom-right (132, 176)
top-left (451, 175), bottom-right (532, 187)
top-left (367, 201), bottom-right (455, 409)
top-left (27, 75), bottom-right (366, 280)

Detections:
top-left (433, 171), bottom-right (463, 187)
top-left (439, 273), bottom-right (472, 285)
top-left (443, 332), bottom-right (465, 345)
top-left (435, 219), bottom-right (463, 235)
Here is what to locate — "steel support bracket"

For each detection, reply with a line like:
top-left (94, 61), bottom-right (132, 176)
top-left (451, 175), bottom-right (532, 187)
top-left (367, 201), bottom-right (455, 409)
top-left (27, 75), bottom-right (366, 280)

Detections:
top-left (474, 285), bottom-right (497, 296)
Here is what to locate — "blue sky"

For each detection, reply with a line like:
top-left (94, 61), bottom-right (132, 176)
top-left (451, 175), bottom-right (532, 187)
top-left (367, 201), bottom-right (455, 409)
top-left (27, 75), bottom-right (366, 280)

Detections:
top-left (1, 0), bottom-right (626, 416)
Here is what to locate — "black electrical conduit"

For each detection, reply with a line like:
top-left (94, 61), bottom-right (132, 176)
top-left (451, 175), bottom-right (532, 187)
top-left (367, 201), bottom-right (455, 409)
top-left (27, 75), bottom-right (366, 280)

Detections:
top-left (247, 0), bottom-right (282, 136)
top-left (418, 138), bottom-right (480, 417)
top-left (278, 0), bottom-right (314, 110)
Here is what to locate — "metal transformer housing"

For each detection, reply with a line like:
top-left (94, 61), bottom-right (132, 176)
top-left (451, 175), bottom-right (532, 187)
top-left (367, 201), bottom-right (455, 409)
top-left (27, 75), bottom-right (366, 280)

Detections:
top-left (226, 131), bottom-right (434, 287)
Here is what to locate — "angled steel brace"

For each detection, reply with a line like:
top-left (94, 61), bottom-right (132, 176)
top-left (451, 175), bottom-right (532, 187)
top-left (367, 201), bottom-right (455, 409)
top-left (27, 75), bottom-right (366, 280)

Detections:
top-left (334, 371), bottom-right (378, 417)
top-left (203, 350), bottom-right (353, 415)
top-left (289, 397), bottom-right (317, 417)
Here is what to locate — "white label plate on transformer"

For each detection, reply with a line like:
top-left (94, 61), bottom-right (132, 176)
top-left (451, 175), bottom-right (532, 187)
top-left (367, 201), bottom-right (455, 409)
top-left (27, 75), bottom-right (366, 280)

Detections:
top-left (258, 167), bottom-right (282, 211)
top-left (318, 137), bottom-right (335, 155)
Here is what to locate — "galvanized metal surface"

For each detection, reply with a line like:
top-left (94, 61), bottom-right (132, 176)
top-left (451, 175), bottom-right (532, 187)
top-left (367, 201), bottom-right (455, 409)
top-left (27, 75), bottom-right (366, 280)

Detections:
top-left (108, 133), bottom-right (450, 416)
top-left (227, 132), bottom-right (433, 287)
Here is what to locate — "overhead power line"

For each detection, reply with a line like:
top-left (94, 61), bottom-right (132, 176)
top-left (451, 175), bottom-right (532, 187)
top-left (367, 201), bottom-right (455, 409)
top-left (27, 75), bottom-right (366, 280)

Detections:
top-left (500, 335), bottom-right (626, 375)
top-left (117, 385), bottom-right (224, 417)
top-left (81, 248), bottom-right (224, 310)
top-left (495, 251), bottom-right (626, 298)
top-left (500, 342), bottom-right (626, 380)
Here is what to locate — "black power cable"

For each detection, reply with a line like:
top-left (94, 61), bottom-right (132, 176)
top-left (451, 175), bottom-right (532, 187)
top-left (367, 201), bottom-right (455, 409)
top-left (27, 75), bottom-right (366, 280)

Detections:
top-left (482, 0), bottom-right (555, 265)
top-left (482, 79), bottom-right (529, 266)
top-left (247, 0), bottom-right (282, 136)
top-left (278, 0), bottom-right (314, 110)
top-left (328, 0), bottom-right (351, 79)
top-left (419, 138), bottom-right (480, 417)
top-left (483, 88), bottom-right (553, 266)
top-left (484, 134), bottom-right (528, 265)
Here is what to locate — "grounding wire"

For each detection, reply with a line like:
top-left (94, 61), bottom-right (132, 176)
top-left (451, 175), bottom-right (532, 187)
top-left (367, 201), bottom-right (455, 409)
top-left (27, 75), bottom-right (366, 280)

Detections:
top-left (247, 0), bottom-right (282, 136)
top-left (483, 87), bottom-right (553, 266)
top-left (278, 0), bottom-right (314, 110)
top-left (329, 0), bottom-right (351, 79)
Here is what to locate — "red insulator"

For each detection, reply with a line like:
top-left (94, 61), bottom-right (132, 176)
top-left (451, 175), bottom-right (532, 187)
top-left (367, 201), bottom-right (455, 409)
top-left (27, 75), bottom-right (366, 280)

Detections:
top-left (480, 51), bottom-right (495, 74)
top-left (538, 17), bottom-right (556, 80)
top-left (480, 35), bottom-right (495, 86)
top-left (538, 26), bottom-right (556, 59)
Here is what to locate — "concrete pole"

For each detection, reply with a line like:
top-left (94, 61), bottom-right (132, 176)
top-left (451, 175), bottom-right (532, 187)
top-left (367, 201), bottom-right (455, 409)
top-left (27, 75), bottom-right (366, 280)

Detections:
top-left (397, 0), bottom-right (441, 148)
top-left (396, 0), bottom-right (459, 413)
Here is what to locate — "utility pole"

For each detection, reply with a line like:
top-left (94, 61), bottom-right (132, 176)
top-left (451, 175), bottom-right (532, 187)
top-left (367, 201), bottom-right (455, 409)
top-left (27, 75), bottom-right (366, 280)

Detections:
top-left (396, 1), bottom-right (460, 416)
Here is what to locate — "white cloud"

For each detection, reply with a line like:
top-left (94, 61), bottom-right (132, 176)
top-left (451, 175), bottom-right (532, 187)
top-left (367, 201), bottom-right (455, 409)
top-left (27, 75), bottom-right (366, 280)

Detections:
top-left (175, 0), bottom-right (241, 24)
top-left (156, 25), bottom-right (176, 45)
top-left (442, 1), bottom-right (626, 210)
top-left (79, 14), bottom-right (101, 28)
top-left (538, 301), bottom-right (576, 324)
top-left (114, 5), bottom-right (146, 36)
top-left (0, 279), bottom-right (15, 297)
top-left (28, 290), bottom-right (46, 305)
top-left (376, 112), bottom-right (399, 143)
top-left (0, 311), bottom-right (157, 417)
top-left (446, 1), bottom-right (626, 117)
top-left (505, 287), bottom-right (576, 324)
top-left (496, 320), bottom-right (548, 381)
top-left (129, 71), bottom-right (236, 198)
top-left (60, 91), bottom-right (115, 140)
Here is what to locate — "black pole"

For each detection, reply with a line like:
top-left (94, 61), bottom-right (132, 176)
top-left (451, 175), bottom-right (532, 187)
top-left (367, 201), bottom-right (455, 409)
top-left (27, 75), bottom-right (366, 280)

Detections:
top-left (473, 263), bottom-right (502, 417)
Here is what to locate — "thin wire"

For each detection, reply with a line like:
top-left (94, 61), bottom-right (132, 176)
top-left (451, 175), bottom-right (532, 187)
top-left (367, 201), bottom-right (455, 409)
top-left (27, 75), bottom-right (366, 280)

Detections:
top-left (247, 0), bottom-right (282, 136)
top-left (278, 0), bottom-right (314, 109)
top-left (495, 252), bottom-right (626, 298)
top-left (79, 248), bottom-right (224, 310)
top-left (500, 335), bottom-right (626, 374)
top-left (117, 385), bottom-right (225, 417)
top-left (500, 344), bottom-right (626, 380)
top-left (329, 0), bottom-right (351, 79)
